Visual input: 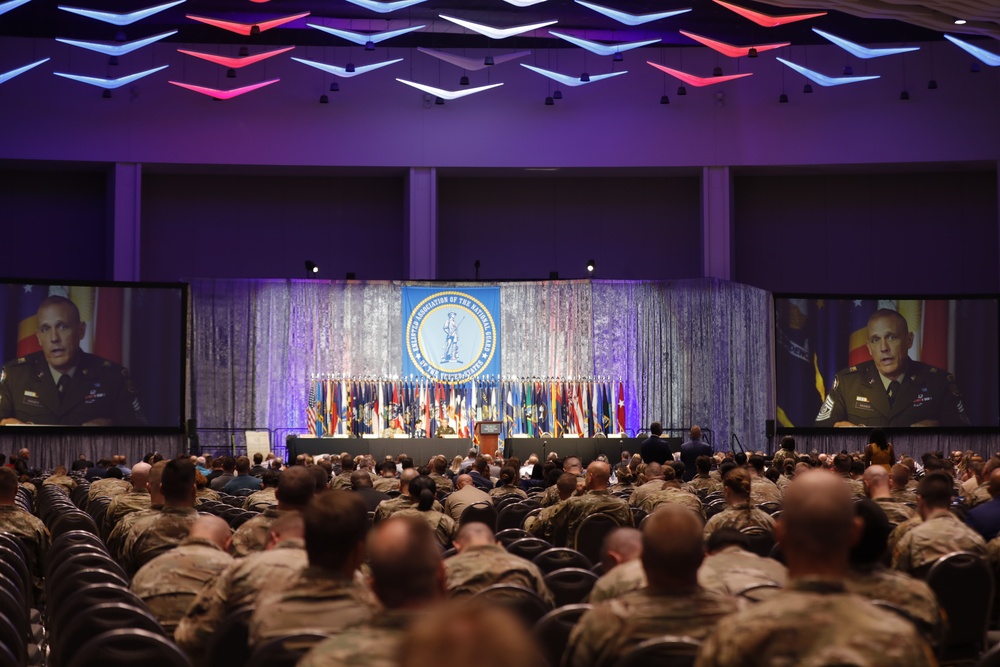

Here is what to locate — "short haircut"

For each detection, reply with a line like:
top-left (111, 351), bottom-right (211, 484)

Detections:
top-left (340, 453), bottom-right (356, 472)
top-left (160, 458), bottom-right (195, 503)
top-left (0, 467), bottom-right (17, 498)
top-left (276, 466), bottom-right (316, 508)
top-left (689, 425), bottom-right (702, 440)
top-left (917, 472), bottom-right (953, 509)
top-left (868, 308), bottom-right (908, 334)
top-left (38, 295), bottom-right (81, 323)
top-left (261, 470), bottom-right (279, 487)
top-left (431, 456), bottom-right (448, 475)
top-left (649, 422), bottom-right (663, 436)
top-left (368, 516), bottom-right (441, 608)
top-left (748, 455), bottom-right (765, 473)
top-left (350, 470), bottom-right (374, 490)
top-left (221, 456), bottom-right (236, 472)
top-left (695, 456), bottom-right (712, 474)
top-left (850, 499), bottom-right (891, 566)
top-left (556, 473), bottom-right (578, 497)
top-left (378, 461), bottom-right (397, 475)
top-left (733, 452), bottom-right (747, 467)
top-left (304, 490), bottom-right (368, 570)
top-left (310, 466), bottom-right (330, 492)
top-left (235, 456), bottom-right (250, 474)
top-left (779, 436), bottom-right (795, 452)
top-left (833, 454), bottom-right (852, 474)
top-left (719, 460), bottom-right (737, 480)
top-left (106, 466), bottom-right (124, 479)
top-left (253, 452), bottom-right (263, 464)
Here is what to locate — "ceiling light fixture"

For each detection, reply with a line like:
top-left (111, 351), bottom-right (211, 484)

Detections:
top-left (187, 12), bottom-right (310, 36)
top-left (548, 31), bottom-right (659, 56)
top-left (712, 0), bottom-right (825, 27)
top-left (168, 78), bottom-right (280, 99)
top-left (679, 31), bottom-right (787, 58)
top-left (341, 0), bottom-right (427, 12)
top-left (292, 57), bottom-right (402, 78)
top-left (944, 34), bottom-right (1000, 67)
top-left (776, 58), bottom-right (879, 86)
top-left (438, 15), bottom-right (557, 39)
top-left (54, 64), bottom-right (168, 89)
top-left (396, 78), bottom-right (503, 99)
top-left (58, 0), bottom-right (184, 25)
top-left (307, 23), bottom-right (423, 46)
top-left (812, 28), bottom-right (919, 59)
top-left (178, 46), bottom-right (295, 68)
top-left (0, 0), bottom-right (31, 17)
top-left (417, 48), bottom-right (529, 70)
top-left (574, 0), bottom-right (690, 26)
top-left (56, 31), bottom-right (177, 56)
top-left (646, 62), bottom-right (752, 86)
top-left (0, 58), bottom-right (49, 85)
top-left (305, 260), bottom-right (318, 275)
top-left (521, 63), bottom-right (626, 86)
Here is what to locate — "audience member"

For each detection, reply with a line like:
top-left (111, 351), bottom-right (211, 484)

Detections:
top-left (527, 461), bottom-right (632, 545)
top-left (703, 468), bottom-right (775, 538)
top-left (443, 473), bottom-right (493, 524)
top-left (223, 456), bottom-right (263, 494)
top-left (444, 522), bottom-right (553, 604)
top-left (231, 465), bottom-right (315, 557)
top-left (588, 527), bottom-right (645, 603)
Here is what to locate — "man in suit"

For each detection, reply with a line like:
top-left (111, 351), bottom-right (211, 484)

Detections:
top-left (640, 422), bottom-right (671, 465)
top-left (679, 425), bottom-right (712, 482)
top-left (815, 308), bottom-right (968, 428)
top-left (966, 468), bottom-right (1000, 540)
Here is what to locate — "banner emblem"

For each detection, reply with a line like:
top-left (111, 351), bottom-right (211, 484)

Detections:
top-left (403, 287), bottom-right (500, 381)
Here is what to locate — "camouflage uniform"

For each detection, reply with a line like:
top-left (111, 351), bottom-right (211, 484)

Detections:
top-left (627, 481), bottom-right (665, 508)
top-left (846, 565), bottom-right (942, 633)
top-left (775, 475), bottom-right (794, 492)
top-left (488, 485), bottom-right (527, 501)
top-left (750, 477), bottom-right (783, 505)
top-left (770, 448), bottom-right (796, 472)
top-left (175, 539), bottom-right (309, 660)
top-left (968, 484), bottom-right (992, 508)
top-left (42, 474), bottom-right (77, 495)
top-left (527, 490), bottom-right (632, 545)
top-left (330, 472), bottom-right (353, 491)
top-left (588, 559), bottom-right (646, 603)
top-left (373, 495), bottom-right (443, 523)
top-left (130, 535), bottom-right (234, 636)
top-left (0, 503), bottom-right (49, 579)
top-left (298, 610), bottom-right (416, 667)
top-left (841, 475), bottom-right (867, 499)
top-left (703, 503), bottom-right (775, 539)
top-left (698, 545), bottom-right (788, 597)
top-left (230, 507), bottom-right (293, 557)
top-left (372, 477), bottom-right (400, 494)
top-left (429, 473), bottom-right (454, 494)
top-left (444, 543), bottom-right (553, 606)
top-left (104, 489), bottom-right (151, 535)
top-left (564, 586), bottom-right (739, 667)
top-left (694, 578), bottom-right (936, 667)
top-left (873, 496), bottom-right (917, 524)
top-left (393, 508), bottom-right (457, 548)
top-left (88, 477), bottom-right (132, 501)
top-left (539, 485), bottom-right (562, 508)
top-left (688, 474), bottom-right (723, 497)
top-left (892, 512), bottom-right (987, 574)
top-left (887, 515), bottom-right (922, 554)
top-left (196, 487), bottom-right (220, 503)
top-left (242, 487), bottom-right (277, 510)
top-left (248, 566), bottom-right (377, 646)
top-left (119, 505), bottom-right (200, 576)
top-left (639, 487), bottom-right (705, 520)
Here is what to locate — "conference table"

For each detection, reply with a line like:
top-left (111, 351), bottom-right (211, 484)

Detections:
top-left (502, 437), bottom-right (679, 463)
top-left (285, 436), bottom-right (474, 462)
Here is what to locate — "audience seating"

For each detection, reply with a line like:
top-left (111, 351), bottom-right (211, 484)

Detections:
top-left (460, 502), bottom-right (498, 531)
top-left (47, 568), bottom-right (131, 610)
top-left (739, 526), bottom-right (775, 558)
top-left (611, 635), bottom-right (702, 667)
top-left (495, 528), bottom-right (530, 548)
top-left (48, 511), bottom-right (101, 539)
top-left (574, 514), bottom-right (622, 565)
top-left (48, 582), bottom-right (146, 635)
top-left (756, 501), bottom-right (782, 515)
top-left (0, 613), bottom-right (23, 667)
top-left (532, 548), bottom-right (592, 575)
top-left (51, 602), bottom-right (164, 667)
top-left (533, 603), bottom-right (593, 667)
top-left (926, 551), bottom-right (994, 665)
top-left (244, 632), bottom-right (331, 667)
top-left (543, 568), bottom-right (599, 607)
top-left (65, 628), bottom-right (193, 667)
top-left (497, 504), bottom-right (533, 531)
top-left (205, 605), bottom-right (254, 667)
top-left (733, 582), bottom-right (782, 604)
top-left (494, 496), bottom-right (523, 513)
top-left (473, 584), bottom-right (552, 627)
top-left (507, 537), bottom-right (553, 562)
top-left (705, 500), bottom-right (727, 519)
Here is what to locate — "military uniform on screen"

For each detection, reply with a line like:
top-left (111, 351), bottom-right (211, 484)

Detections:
top-left (815, 359), bottom-right (969, 427)
top-left (0, 351), bottom-right (146, 426)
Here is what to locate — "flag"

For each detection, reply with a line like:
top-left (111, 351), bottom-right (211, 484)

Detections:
top-left (616, 382), bottom-right (626, 433)
top-left (306, 379), bottom-right (320, 436)
top-left (535, 381), bottom-right (549, 435)
top-left (524, 381), bottom-right (534, 437)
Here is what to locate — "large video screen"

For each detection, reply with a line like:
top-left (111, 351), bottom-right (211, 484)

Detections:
top-left (775, 296), bottom-right (999, 429)
top-left (0, 281), bottom-right (186, 430)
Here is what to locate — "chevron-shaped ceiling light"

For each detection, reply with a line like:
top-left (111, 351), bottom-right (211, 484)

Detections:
top-left (679, 31), bottom-right (788, 58)
top-left (548, 31), bottom-right (659, 55)
top-left (776, 57), bottom-right (880, 86)
top-left (342, 0), bottom-right (427, 12)
top-left (58, 0), bottom-right (184, 25)
top-left (169, 78), bottom-right (279, 98)
top-left (646, 62), bottom-right (752, 86)
top-left (503, 0), bottom-right (546, 6)
top-left (944, 34), bottom-right (1000, 66)
top-left (520, 63), bottom-right (627, 86)
top-left (292, 56), bottom-right (402, 77)
top-left (439, 15), bottom-right (557, 39)
top-left (417, 48), bottom-right (530, 70)
top-left (0, 0), bottom-right (33, 17)
top-left (56, 31), bottom-right (176, 56)
top-left (812, 28), bottom-right (919, 58)
top-left (573, 1), bottom-right (690, 26)
top-left (186, 12), bottom-right (309, 35)
top-left (178, 46), bottom-right (294, 67)
top-left (308, 23), bottom-right (423, 45)
top-left (713, 0), bottom-right (825, 27)
top-left (0, 58), bottom-right (49, 85)
top-left (54, 64), bottom-right (168, 89)
top-left (396, 78), bottom-right (502, 99)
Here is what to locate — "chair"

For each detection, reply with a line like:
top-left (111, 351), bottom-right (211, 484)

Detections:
top-left (233, 488), bottom-right (255, 497)
top-left (48, 551), bottom-right (128, 586)
top-left (65, 628), bottom-right (192, 667)
top-left (495, 495), bottom-right (523, 513)
top-left (230, 512), bottom-right (255, 529)
top-left (47, 568), bottom-right (133, 613)
top-left (612, 635), bottom-right (702, 667)
top-left (497, 504), bottom-right (532, 531)
top-left (870, 599), bottom-right (939, 648)
top-left (48, 511), bottom-right (101, 538)
top-left (507, 537), bottom-right (553, 562)
top-left (925, 551), bottom-right (994, 664)
top-left (756, 501), bottom-right (782, 515)
top-left (52, 602), bottom-right (164, 667)
top-left (977, 640), bottom-right (1000, 667)
top-left (460, 502), bottom-right (498, 531)
top-left (0, 613), bottom-right (24, 667)
top-left (532, 548), bottom-right (592, 575)
top-left (495, 528), bottom-right (530, 548)
top-left (630, 507), bottom-right (648, 526)
top-left (733, 581), bottom-right (782, 604)
top-left (574, 513), bottom-right (622, 565)
top-left (705, 500), bottom-right (727, 519)
top-left (244, 632), bottom-right (331, 667)
top-left (534, 604), bottom-right (593, 667)
top-left (543, 568), bottom-right (599, 607)
top-left (205, 605), bottom-right (254, 667)
top-left (44, 543), bottom-right (110, 579)
top-left (472, 585), bottom-right (552, 627)
top-left (739, 526), bottom-right (775, 558)
top-left (48, 582), bottom-right (142, 634)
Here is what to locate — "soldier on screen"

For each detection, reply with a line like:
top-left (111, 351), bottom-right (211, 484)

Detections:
top-left (0, 295), bottom-right (146, 426)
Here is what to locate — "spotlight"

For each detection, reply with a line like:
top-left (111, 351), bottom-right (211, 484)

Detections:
top-left (677, 85), bottom-right (687, 95)
top-left (549, 271), bottom-right (559, 279)
top-left (580, 72), bottom-right (590, 82)
top-left (239, 45), bottom-right (250, 57)
top-left (364, 40), bottom-right (375, 50)
top-left (927, 79), bottom-right (938, 90)
top-left (250, 24), bottom-right (260, 36)
top-left (747, 47), bottom-right (758, 58)
top-left (459, 75), bottom-right (469, 86)
top-left (778, 93), bottom-right (788, 103)
top-left (305, 260), bottom-right (319, 275)
top-left (552, 89), bottom-right (562, 100)
top-left (345, 272), bottom-right (356, 279)
top-left (109, 56), bottom-right (119, 66)
top-left (226, 68), bottom-right (236, 78)
top-left (435, 96), bottom-right (444, 105)
top-left (586, 259), bottom-right (595, 274)
top-left (102, 89), bottom-right (112, 99)
top-left (544, 96), bottom-right (554, 105)
top-left (713, 65), bottom-right (723, 76)
top-left (803, 83), bottom-right (813, 93)
top-left (613, 51), bottom-right (623, 62)
top-left (954, 18), bottom-right (967, 25)
top-left (659, 94), bottom-right (670, 105)
top-left (842, 65), bottom-right (853, 75)
top-left (319, 93), bottom-right (329, 104)
top-left (899, 90), bottom-right (910, 100)
top-left (330, 82), bottom-right (340, 92)
top-left (345, 63), bottom-right (355, 73)
top-left (484, 55), bottom-right (494, 66)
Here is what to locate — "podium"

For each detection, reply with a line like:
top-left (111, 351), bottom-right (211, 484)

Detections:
top-left (475, 421), bottom-right (502, 457)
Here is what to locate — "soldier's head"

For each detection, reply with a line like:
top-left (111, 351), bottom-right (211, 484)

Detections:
top-left (889, 464), bottom-right (910, 490)
top-left (563, 456), bottom-right (583, 476)
top-left (642, 505), bottom-right (704, 591)
top-left (689, 425), bottom-right (702, 440)
top-left (600, 527), bottom-right (642, 571)
top-left (350, 470), bottom-right (374, 490)
top-left (777, 470), bottom-right (860, 577)
top-left (235, 456), bottom-right (251, 475)
top-left (649, 422), bottom-right (663, 436)
top-left (400, 468), bottom-right (420, 495)
top-left (722, 468), bottom-right (751, 504)
top-left (367, 515), bottom-right (444, 609)
top-left (556, 472), bottom-right (578, 501)
top-left (643, 462), bottom-right (664, 481)
top-left (305, 490), bottom-right (368, 575)
top-left (189, 514), bottom-right (233, 552)
top-left (35, 296), bottom-right (86, 373)
top-left (453, 521), bottom-right (496, 552)
top-left (0, 467), bottom-right (18, 502)
top-left (160, 458), bottom-right (196, 507)
top-left (455, 474), bottom-right (474, 490)
top-left (850, 499), bottom-right (892, 568)
top-left (695, 455), bottom-right (713, 475)
top-left (866, 309), bottom-right (914, 378)
top-left (988, 468), bottom-right (1000, 500)
top-left (832, 454), bottom-right (853, 475)
top-left (275, 465), bottom-right (316, 510)
top-left (267, 511), bottom-right (305, 550)
top-left (862, 465), bottom-right (891, 498)
top-left (584, 461), bottom-right (611, 491)
top-left (916, 471), bottom-right (954, 516)
top-left (146, 460), bottom-right (168, 504)
top-left (340, 453), bottom-right (356, 472)
top-left (408, 474), bottom-right (437, 511)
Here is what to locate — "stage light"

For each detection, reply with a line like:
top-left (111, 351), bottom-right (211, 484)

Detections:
top-left (677, 85), bottom-right (686, 95)
top-left (484, 55), bottom-right (495, 66)
top-left (954, 19), bottom-right (967, 25)
top-left (330, 82), bottom-right (340, 91)
top-left (778, 92), bottom-right (788, 103)
top-left (586, 259), bottom-right (595, 273)
top-left (713, 65), bottom-right (723, 76)
top-left (842, 65), bottom-right (853, 75)
top-left (319, 93), bottom-right (329, 103)
top-left (102, 89), bottom-right (112, 98)
top-left (435, 96), bottom-right (444, 105)
top-left (927, 79), bottom-right (937, 89)
top-left (544, 95), bottom-right (554, 105)
top-left (226, 67), bottom-right (236, 78)
top-left (345, 272), bottom-right (356, 279)
top-left (580, 71), bottom-right (590, 82)
top-left (659, 94), bottom-right (669, 104)
top-left (549, 271), bottom-right (559, 279)
top-left (305, 260), bottom-right (318, 275)
top-left (803, 83), bottom-right (813, 93)
top-left (250, 24), bottom-right (260, 35)
top-left (109, 56), bottom-right (118, 66)
top-left (747, 47), bottom-right (757, 58)
top-left (899, 89), bottom-right (909, 100)
top-left (365, 40), bottom-right (375, 50)
top-left (239, 45), bottom-right (249, 56)
top-left (613, 51), bottom-right (623, 62)
top-left (552, 89), bottom-right (562, 99)
top-left (459, 75), bottom-right (469, 85)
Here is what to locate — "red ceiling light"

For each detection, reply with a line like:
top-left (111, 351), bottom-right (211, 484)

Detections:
top-left (712, 0), bottom-right (825, 27)
top-left (168, 78), bottom-right (280, 99)
top-left (177, 46), bottom-right (295, 68)
top-left (646, 62), bottom-right (752, 86)
top-left (186, 12), bottom-right (309, 35)
top-left (679, 31), bottom-right (789, 58)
